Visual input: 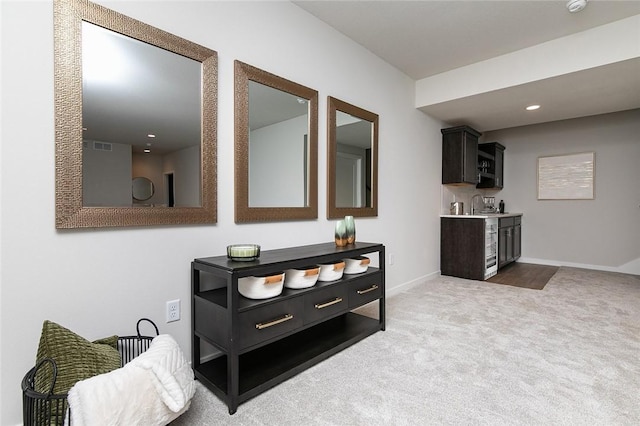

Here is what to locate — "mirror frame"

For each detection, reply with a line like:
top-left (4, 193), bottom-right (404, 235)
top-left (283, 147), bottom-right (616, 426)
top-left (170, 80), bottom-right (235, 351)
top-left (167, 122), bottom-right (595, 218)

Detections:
top-left (54, 0), bottom-right (217, 228)
top-left (327, 96), bottom-right (379, 219)
top-left (234, 60), bottom-right (318, 223)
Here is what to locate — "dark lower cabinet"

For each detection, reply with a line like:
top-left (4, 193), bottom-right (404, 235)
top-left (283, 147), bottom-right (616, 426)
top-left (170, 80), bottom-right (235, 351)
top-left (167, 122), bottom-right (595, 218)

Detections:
top-left (441, 217), bottom-right (486, 280)
top-left (498, 216), bottom-right (521, 268)
top-left (498, 226), bottom-right (512, 267)
top-left (191, 242), bottom-right (385, 414)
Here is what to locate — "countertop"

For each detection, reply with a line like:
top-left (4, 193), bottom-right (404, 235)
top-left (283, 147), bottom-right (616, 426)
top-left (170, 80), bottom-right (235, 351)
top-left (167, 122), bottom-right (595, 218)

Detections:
top-left (440, 213), bottom-right (523, 219)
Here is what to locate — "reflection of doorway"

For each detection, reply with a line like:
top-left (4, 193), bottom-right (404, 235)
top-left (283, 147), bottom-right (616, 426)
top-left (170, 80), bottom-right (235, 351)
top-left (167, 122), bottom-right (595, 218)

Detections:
top-left (164, 172), bottom-right (175, 207)
top-left (336, 152), bottom-right (363, 207)
top-left (303, 134), bottom-right (308, 206)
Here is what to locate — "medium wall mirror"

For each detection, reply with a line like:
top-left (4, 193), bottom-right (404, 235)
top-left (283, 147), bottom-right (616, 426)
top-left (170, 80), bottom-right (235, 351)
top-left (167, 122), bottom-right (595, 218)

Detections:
top-left (327, 97), bottom-right (379, 219)
top-left (54, 0), bottom-right (217, 228)
top-left (234, 60), bottom-right (318, 222)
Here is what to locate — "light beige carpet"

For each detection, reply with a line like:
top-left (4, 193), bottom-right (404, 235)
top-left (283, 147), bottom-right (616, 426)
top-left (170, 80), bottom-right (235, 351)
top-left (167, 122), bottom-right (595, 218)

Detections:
top-left (173, 267), bottom-right (640, 425)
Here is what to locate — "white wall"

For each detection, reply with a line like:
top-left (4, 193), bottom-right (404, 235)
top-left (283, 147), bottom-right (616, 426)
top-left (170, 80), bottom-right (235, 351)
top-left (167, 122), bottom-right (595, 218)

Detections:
top-left (484, 109), bottom-right (640, 274)
top-left (0, 1), bottom-right (443, 423)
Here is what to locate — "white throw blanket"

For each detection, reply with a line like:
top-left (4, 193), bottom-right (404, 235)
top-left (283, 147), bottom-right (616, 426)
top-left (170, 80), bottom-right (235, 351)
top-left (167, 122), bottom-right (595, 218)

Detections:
top-left (66, 334), bottom-right (195, 426)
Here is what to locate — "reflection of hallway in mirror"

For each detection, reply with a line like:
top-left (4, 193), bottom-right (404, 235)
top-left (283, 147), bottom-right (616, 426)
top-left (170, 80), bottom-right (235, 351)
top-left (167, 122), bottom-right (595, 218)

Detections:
top-left (336, 151), bottom-right (363, 208)
top-left (165, 172), bottom-right (175, 207)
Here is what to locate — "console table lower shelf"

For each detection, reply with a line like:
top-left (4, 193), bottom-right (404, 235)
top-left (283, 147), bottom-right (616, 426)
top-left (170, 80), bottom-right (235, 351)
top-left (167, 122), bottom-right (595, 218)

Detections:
top-left (194, 313), bottom-right (381, 409)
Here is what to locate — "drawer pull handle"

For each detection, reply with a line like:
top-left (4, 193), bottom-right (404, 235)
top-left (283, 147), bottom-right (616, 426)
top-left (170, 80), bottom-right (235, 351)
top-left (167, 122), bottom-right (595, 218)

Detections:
top-left (255, 314), bottom-right (293, 330)
top-left (357, 284), bottom-right (379, 295)
top-left (315, 297), bottom-right (343, 309)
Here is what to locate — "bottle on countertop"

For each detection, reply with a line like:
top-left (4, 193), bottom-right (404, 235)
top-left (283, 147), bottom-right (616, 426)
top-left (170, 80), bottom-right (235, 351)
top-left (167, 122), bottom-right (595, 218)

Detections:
top-left (499, 200), bottom-right (505, 214)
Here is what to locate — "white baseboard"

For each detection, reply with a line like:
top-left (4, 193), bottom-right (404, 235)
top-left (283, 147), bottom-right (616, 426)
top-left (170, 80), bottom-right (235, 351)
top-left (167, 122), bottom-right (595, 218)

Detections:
top-left (519, 257), bottom-right (640, 276)
top-left (386, 271), bottom-right (441, 297)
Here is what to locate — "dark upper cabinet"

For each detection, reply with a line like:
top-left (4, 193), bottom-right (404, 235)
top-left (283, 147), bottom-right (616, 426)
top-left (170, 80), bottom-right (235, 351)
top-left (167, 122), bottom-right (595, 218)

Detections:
top-left (441, 126), bottom-right (481, 185)
top-left (477, 142), bottom-right (505, 189)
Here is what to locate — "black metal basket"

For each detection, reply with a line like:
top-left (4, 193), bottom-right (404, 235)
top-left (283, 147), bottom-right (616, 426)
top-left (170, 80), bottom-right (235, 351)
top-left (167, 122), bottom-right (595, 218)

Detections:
top-left (22, 318), bottom-right (159, 426)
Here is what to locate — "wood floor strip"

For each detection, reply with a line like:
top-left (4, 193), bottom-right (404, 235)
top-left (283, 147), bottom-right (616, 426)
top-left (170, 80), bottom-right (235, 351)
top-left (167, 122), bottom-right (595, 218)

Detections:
top-left (487, 263), bottom-right (559, 290)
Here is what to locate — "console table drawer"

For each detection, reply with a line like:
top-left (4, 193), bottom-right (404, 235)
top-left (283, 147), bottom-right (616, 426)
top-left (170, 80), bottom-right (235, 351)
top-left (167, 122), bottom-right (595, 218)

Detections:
top-left (303, 283), bottom-right (348, 325)
top-left (348, 276), bottom-right (382, 309)
top-left (238, 298), bottom-right (304, 349)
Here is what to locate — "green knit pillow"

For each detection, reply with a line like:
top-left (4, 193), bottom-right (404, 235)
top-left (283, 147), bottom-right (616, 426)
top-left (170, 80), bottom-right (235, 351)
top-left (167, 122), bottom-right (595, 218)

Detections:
top-left (34, 321), bottom-right (121, 395)
top-left (92, 334), bottom-right (119, 350)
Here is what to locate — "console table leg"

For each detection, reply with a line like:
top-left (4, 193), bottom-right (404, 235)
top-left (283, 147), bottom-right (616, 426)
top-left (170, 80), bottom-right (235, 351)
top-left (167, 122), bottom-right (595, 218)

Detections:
top-left (227, 352), bottom-right (239, 415)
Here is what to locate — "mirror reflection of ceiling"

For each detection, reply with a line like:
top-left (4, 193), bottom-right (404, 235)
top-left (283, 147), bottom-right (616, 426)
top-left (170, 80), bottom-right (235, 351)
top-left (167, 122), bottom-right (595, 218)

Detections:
top-left (82, 22), bottom-right (201, 154)
top-left (336, 112), bottom-right (371, 149)
top-left (248, 81), bottom-right (308, 130)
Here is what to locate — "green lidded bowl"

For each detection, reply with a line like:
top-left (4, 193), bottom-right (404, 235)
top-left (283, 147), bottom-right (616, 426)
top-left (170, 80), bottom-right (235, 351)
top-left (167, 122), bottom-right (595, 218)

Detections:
top-left (227, 244), bottom-right (260, 261)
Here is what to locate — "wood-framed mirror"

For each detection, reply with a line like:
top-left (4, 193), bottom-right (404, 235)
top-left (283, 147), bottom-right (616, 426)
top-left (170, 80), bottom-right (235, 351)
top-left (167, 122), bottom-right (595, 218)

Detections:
top-left (234, 60), bottom-right (318, 223)
top-left (327, 96), bottom-right (379, 219)
top-left (54, 0), bottom-right (217, 228)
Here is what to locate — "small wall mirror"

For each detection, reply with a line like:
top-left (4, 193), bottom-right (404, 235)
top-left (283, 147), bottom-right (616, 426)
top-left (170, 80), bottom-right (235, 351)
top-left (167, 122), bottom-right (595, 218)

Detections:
top-left (132, 177), bottom-right (155, 202)
top-left (234, 61), bottom-right (318, 222)
top-left (54, 0), bottom-right (217, 228)
top-left (327, 97), bottom-right (379, 219)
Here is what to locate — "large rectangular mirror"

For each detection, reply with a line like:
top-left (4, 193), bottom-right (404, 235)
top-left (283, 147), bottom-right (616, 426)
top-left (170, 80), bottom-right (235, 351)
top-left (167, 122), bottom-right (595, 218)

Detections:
top-left (54, 0), bottom-right (217, 228)
top-left (327, 97), bottom-right (378, 219)
top-left (234, 61), bottom-right (318, 222)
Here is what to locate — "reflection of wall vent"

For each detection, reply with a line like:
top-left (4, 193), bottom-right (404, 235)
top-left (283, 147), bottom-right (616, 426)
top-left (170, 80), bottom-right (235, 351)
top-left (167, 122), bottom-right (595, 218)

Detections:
top-left (93, 141), bottom-right (112, 151)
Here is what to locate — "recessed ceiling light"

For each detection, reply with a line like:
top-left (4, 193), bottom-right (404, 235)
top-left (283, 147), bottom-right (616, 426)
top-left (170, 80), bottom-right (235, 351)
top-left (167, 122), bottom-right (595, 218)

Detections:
top-left (144, 148), bottom-right (151, 153)
top-left (526, 105), bottom-right (541, 111)
top-left (147, 134), bottom-right (156, 138)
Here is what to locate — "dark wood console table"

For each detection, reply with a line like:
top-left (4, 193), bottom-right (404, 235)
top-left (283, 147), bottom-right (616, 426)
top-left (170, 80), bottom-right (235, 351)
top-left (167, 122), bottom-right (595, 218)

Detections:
top-left (191, 242), bottom-right (385, 414)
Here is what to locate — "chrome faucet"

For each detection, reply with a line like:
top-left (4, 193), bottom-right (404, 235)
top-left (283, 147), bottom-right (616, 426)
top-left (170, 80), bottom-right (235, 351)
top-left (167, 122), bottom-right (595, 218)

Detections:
top-left (471, 194), bottom-right (484, 215)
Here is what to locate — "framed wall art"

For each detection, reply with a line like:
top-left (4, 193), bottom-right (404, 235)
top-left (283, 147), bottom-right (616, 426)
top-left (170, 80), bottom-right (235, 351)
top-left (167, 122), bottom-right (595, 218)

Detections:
top-left (537, 152), bottom-right (595, 200)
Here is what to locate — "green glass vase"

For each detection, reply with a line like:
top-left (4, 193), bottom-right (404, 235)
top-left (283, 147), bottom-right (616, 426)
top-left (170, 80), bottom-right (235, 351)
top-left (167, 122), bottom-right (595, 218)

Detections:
top-left (344, 215), bottom-right (356, 244)
top-left (335, 220), bottom-right (347, 247)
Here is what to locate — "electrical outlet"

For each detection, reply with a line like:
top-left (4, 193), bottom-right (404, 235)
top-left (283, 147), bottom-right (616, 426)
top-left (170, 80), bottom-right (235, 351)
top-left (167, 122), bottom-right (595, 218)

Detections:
top-left (166, 299), bottom-right (180, 323)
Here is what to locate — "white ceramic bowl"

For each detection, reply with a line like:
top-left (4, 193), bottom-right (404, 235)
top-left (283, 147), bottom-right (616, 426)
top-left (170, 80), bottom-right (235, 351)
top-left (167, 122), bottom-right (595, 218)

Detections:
top-left (238, 272), bottom-right (285, 299)
top-left (317, 261), bottom-right (346, 282)
top-left (344, 256), bottom-right (371, 274)
top-left (284, 266), bottom-right (320, 289)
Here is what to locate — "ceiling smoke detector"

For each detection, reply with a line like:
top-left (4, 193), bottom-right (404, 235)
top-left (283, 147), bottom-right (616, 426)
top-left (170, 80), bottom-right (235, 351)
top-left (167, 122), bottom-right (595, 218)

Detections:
top-left (566, 0), bottom-right (588, 13)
